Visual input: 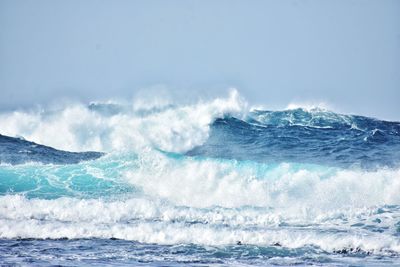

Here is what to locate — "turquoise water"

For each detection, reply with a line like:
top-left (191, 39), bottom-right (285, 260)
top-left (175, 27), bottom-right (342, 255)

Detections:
top-left (1, 95), bottom-right (400, 266)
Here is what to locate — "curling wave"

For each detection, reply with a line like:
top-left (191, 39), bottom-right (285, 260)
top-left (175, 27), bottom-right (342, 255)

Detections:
top-left (1, 90), bottom-right (400, 264)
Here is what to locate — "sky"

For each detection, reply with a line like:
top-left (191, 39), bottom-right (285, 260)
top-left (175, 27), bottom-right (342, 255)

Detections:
top-left (0, 0), bottom-right (399, 120)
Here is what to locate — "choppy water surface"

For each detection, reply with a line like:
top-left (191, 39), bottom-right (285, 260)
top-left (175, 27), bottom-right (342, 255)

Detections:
top-left (1, 91), bottom-right (400, 266)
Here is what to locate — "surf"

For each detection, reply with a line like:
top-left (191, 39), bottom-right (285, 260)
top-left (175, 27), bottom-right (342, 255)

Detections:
top-left (1, 90), bottom-right (400, 264)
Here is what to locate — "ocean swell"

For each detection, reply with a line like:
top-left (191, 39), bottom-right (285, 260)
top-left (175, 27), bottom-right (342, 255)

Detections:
top-left (0, 90), bottom-right (400, 263)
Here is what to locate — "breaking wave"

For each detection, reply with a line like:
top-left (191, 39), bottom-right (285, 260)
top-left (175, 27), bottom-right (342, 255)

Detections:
top-left (1, 90), bottom-right (400, 264)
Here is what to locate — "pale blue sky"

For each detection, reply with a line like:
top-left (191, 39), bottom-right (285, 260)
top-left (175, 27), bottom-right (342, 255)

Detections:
top-left (0, 0), bottom-right (399, 120)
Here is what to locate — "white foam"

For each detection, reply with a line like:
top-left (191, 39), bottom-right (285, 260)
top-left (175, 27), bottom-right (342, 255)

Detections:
top-left (2, 150), bottom-right (400, 222)
top-left (125, 151), bottom-right (400, 213)
top-left (0, 89), bottom-right (246, 153)
top-left (1, 89), bottom-right (400, 252)
top-left (285, 101), bottom-right (333, 112)
top-left (1, 155), bottom-right (400, 251)
top-left (0, 195), bottom-right (399, 253)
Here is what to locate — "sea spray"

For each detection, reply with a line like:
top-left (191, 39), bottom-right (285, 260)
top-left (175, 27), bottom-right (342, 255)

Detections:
top-left (1, 91), bottom-right (400, 265)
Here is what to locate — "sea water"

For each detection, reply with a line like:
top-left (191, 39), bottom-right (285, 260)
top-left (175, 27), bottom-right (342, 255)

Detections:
top-left (1, 90), bottom-right (400, 266)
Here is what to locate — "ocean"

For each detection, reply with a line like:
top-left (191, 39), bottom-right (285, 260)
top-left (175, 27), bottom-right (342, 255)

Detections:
top-left (1, 90), bottom-right (400, 266)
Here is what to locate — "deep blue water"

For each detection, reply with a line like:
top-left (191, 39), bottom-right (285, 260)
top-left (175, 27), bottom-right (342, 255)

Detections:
top-left (1, 97), bottom-right (400, 266)
top-left (1, 239), bottom-right (398, 266)
top-left (189, 109), bottom-right (400, 169)
top-left (0, 134), bottom-right (103, 165)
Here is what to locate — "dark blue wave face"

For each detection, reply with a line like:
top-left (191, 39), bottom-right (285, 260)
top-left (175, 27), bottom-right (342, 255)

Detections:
top-left (187, 109), bottom-right (400, 169)
top-left (0, 134), bottom-right (103, 165)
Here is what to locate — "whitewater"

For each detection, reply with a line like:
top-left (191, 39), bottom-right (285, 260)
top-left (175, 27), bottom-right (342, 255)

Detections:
top-left (1, 90), bottom-right (400, 266)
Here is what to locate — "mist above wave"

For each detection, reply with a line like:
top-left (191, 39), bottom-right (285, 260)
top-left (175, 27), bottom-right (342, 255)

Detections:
top-left (0, 89), bottom-right (399, 169)
top-left (0, 89), bottom-right (246, 153)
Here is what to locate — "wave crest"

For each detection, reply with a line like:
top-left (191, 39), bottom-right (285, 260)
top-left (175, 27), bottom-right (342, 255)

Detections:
top-left (0, 89), bottom-right (246, 153)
